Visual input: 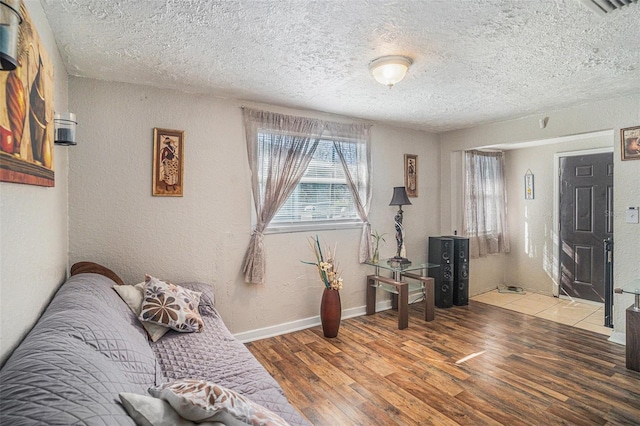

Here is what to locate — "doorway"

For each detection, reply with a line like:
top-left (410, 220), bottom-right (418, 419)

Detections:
top-left (558, 151), bottom-right (613, 306)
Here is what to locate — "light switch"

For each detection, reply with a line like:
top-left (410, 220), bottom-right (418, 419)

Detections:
top-left (626, 207), bottom-right (639, 224)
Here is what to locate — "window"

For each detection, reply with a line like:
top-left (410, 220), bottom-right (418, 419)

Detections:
top-left (463, 150), bottom-right (510, 257)
top-left (242, 107), bottom-right (372, 283)
top-left (257, 132), bottom-right (367, 232)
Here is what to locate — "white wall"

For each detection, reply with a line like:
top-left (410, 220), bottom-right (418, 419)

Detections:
top-left (0, 1), bottom-right (69, 365)
top-left (439, 94), bottom-right (640, 339)
top-left (68, 77), bottom-right (440, 336)
top-left (3, 5), bottom-right (635, 363)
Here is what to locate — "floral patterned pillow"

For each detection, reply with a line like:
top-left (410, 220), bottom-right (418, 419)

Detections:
top-left (149, 379), bottom-right (290, 426)
top-left (113, 282), bottom-right (171, 342)
top-left (139, 275), bottom-right (204, 333)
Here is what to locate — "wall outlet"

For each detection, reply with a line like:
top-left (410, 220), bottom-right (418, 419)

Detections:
top-left (626, 207), bottom-right (639, 224)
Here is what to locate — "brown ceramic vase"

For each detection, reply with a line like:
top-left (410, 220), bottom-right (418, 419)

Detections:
top-left (320, 288), bottom-right (341, 338)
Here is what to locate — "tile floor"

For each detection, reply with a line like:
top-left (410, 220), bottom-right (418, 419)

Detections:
top-left (471, 289), bottom-right (612, 336)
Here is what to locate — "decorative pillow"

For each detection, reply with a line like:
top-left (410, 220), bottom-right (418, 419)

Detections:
top-left (119, 392), bottom-right (196, 426)
top-left (139, 275), bottom-right (204, 333)
top-left (70, 261), bottom-right (125, 285)
top-left (179, 282), bottom-right (217, 317)
top-left (113, 283), bottom-right (170, 342)
top-left (149, 379), bottom-right (290, 426)
top-left (119, 393), bottom-right (225, 426)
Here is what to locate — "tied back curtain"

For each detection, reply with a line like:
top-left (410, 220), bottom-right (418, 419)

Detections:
top-left (463, 150), bottom-right (510, 258)
top-left (242, 108), bottom-right (322, 284)
top-left (325, 122), bottom-right (373, 263)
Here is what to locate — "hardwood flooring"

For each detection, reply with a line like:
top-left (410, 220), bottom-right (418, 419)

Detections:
top-left (246, 301), bottom-right (640, 425)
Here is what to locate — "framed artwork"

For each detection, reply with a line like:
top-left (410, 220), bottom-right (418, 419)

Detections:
top-left (0, 3), bottom-right (55, 187)
top-left (524, 169), bottom-right (534, 200)
top-left (404, 154), bottom-right (418, 197)
top-left (152, 128), bottom-right (184, 196)
top-left (621, 126), bottom-right (640, 161)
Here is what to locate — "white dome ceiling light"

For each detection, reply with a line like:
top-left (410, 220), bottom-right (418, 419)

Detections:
top-left (369, 56), bottom-right (413, 88)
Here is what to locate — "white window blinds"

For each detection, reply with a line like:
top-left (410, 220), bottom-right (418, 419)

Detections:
top-left (258, 133), bottom-right (364, 227)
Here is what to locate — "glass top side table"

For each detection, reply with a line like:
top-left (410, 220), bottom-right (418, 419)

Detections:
top-left (365, 258), bottom-right (439, 330)
top-left (615, 279), bottom-right (640, 372)
top-left (615, 279), bottom-right (640, 311)
top-left (365, 257), bottom-right (440, 278)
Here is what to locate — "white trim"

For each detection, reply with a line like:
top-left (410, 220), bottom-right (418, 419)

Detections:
top-left (264, 220), bottom-right (363, 235)
top-left (555, 146), bottom-right (614, 157)
top-left (480, 129), bottom-right (613, 150)
top-left (449, 151), bottom-right (463, 235)
top-left (552, 143), bottom-right (614, 297)
top-left (608, 331), bottom-right (626, 346)
top-left (234, 300), bottom-right (392, 343)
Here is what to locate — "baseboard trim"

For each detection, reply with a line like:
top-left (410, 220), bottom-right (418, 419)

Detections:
top-left (234, 300), bottom-right (392, 343)
top-left (608, 331), bottom-right (626, 346)
top-left (235, 299), bottom-right (625, 346)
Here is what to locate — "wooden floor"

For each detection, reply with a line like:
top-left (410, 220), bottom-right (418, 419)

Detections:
top-left (246, 301), bottom-right (640, 426)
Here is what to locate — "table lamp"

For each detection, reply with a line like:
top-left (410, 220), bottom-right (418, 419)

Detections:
top-left (389, 186), bottom-right (411, 265)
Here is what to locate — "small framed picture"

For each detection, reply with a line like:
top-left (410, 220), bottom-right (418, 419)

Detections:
top-left (404, 154), bottom-right (418, 197)
top-left (621, 126), bottom-right (640, 161)
top-left (524, 170), bottom-right (534, 200)
top-left (152, 128), bottom-right (184, 196)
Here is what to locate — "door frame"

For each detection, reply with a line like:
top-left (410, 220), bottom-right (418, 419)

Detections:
top-left (552, 146), bottom-right (613, 298)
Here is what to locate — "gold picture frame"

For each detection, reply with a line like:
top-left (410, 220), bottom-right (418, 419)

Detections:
top-left (621, 126), bottom-right (640, 161)
top-left (404, 154), bottom-right (418, 197)
top-left (152, 128), bottom-right (184, 196)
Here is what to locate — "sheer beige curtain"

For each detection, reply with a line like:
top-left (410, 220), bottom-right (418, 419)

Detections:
top-left (242, 108), bottom-right (322, 284)
top-left (463, 150), bottom-right (510, 258)
top-left (325, 122), bottom-right (372, 262)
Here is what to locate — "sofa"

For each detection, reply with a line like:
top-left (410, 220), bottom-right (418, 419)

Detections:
top-left (0, 268), bottom-right (309, 425)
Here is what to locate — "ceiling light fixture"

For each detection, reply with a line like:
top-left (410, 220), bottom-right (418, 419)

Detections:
top-left (369, 55), bottom-right (412, 88)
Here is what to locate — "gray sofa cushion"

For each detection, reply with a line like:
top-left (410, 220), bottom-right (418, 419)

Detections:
top-left (153, 283), bottom-right (309, 426)
top-left (0, 275), bottom-right (309, 426)
top-left (0, 274), bottom-right (158, 425)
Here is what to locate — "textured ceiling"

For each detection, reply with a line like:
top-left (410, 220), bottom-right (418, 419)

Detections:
top-left (40, 0), bottom-right (640, 132)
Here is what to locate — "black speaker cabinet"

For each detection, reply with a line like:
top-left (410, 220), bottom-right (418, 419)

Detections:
top-left (428, 237), bottom-right (454, 308)
top-left (445, 236), bottom-right (470, 306)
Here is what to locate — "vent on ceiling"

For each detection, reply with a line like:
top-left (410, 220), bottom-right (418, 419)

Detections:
top-left (579, 0), bottom-right (638, 15)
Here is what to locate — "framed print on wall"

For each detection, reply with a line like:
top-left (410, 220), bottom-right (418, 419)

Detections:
top-left (0, 3), bottom-right (55, 187)
top-left (524, 169), bottom-right (534, 200)
top-left (621, 126), bottom-right (640, 161)
top-left (404, 154), bottom-right (418, 197)
top-left (152, 128), bottom-right (184, 196)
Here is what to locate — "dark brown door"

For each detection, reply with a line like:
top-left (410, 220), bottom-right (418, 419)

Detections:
top-left (559, 152), bottom-right (613, 303)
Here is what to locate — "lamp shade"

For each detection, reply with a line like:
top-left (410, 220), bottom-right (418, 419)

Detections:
top-left (369, 56), bottom-right (412, 88)
top-left (389, 186), bottom-right (412, 206)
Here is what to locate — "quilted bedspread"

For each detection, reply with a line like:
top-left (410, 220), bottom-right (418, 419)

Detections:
top-left (0, 275), bottom-right (309, 426)
top-left (154, 282), bottom-right (309, 426)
